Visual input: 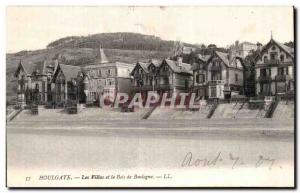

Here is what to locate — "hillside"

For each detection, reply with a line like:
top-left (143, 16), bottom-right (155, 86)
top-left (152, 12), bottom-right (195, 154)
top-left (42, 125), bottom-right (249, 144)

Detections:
top-left (46, 32), bottom-right (195, 51)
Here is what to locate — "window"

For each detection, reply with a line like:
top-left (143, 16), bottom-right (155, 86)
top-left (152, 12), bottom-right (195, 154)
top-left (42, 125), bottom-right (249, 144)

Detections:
top-left (138, 79), bottom-right (144, 86)
top-left (149, 77), bottom-right (153, 86)
top-left (107, 69), bottom-right (111, 75)
top-left (270, 53), bottom-right (275, 60)
top-left (98, 70), bottom-right (101, 76)
top-left (196, 74), bottom-right (205, 83)
top-left (270, 52), bottom-right (277, 60)
top-left (272, 46), bottom-right (276, 50)
top-left (278, 67), bottom-right (288, 75)
top-left (163, 77), bottom-right (169, 85)
top-left (261, 68), bottom-right (267, 76)
top-left (235, 74), bottom-right (239, 82)
top-left (212, 71), bottom-right (221, 80)
top-left (280, 55), bottom-right (284, 62)
top-left (263, 56), bottom-right (268, 63)
top-left (278, 68), bottom-right (284, 75)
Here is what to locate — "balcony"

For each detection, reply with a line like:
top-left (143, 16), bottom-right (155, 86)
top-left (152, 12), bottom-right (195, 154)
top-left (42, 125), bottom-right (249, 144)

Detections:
top-left (208, 80), bottom-right (225, 86)
top-left (263, 59), bottom-right (279, 65)
top-left (258, 75), bottom-right (272, 83)
top-left (275, 74), bottom-right (291, 82)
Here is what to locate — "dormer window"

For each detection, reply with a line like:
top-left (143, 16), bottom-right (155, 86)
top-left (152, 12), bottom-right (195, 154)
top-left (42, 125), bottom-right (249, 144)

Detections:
top-left (263, 56), bottom-right (268, 63)
top-left (280, 55), bottom-right (284, 62)
top-left (270, 52), bottom-right (277, 60)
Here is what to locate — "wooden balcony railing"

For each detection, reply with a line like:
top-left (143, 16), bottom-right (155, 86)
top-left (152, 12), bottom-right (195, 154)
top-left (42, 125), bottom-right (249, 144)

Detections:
top-left (275, 74), bottom-right (291, 82)
top-left (258, 75), bottom-right (272, 83)
top-left (208, 80), bottom-right (225, 86)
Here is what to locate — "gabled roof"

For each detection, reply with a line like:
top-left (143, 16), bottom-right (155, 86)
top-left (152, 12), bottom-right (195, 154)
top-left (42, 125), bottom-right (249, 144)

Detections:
top-left (130, 61), bottom-right (150, 76)
top-left (257, 38), bottom-right (294, 61)
top-left (53, 63), bottom-right (82, 81)
top-left (15, 60), bottom-right (52, 77)
top-left (163, 59), bottom-right (192, 75)
top-left (15, 61), bottom-right (36, 76)
top-left (197, 54), bottom-right (211, 62)
top-left (34, 61), bottom-right (46, 74)
top-left (148, 59), bottom-right (162, 68)
top-left (214, 51), bottom-right (231, 67)
top-left (211, 51), bottom-right (244, 69)
top-left (275, 40), bottom-right (294, 57)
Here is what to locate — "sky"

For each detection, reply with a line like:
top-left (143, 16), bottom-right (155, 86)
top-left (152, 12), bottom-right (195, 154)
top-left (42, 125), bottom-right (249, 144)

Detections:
top-left (6, 6), bottom-right (294, 53)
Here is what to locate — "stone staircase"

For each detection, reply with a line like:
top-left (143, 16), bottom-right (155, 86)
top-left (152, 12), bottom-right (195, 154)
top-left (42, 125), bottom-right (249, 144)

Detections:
top-left (272, 101), bottom-right (294, 120)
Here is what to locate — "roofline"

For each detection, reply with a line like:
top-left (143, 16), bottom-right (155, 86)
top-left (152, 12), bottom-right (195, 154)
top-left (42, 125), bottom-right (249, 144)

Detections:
top-left (130, 62), bottom-right (149, 76)
top-left (255, 39), bottom-right (294, 63)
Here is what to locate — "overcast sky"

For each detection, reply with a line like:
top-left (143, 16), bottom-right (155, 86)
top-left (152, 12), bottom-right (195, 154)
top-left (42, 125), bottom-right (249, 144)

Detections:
top-left (6, 6), bottom-right (294, 53)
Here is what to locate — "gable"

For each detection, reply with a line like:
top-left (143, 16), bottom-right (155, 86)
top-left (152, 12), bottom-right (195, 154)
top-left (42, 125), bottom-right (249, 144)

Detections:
top-left (52, 64), bottom-right (63, 82)
top-left (207, 54), bottom-right (226, 70)
top-left (131, 63), bottom-right (145, 77)
top-left (256, 39), bottom-right (294, 64)
top-left (148, 63), bottom-right (157, 73)
top-left (159, 60), bottom-right (173, 73)
top-left (14, 62), bottom-right (27, 77)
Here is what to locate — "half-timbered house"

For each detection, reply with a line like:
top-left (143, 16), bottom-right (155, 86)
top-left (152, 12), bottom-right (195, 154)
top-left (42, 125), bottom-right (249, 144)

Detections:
top-left (157, 57), bottom-right (192, 95)
top-left (206, 51), bottom-right (244, 99)
top-left (14, 58), bottom-right (57, 106)
top-left (255, 38), bottom-right (294, 97)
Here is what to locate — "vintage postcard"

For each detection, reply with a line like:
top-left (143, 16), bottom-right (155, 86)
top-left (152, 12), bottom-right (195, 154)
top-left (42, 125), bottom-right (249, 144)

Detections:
top-left (6, 6), bottom-right (295, 188)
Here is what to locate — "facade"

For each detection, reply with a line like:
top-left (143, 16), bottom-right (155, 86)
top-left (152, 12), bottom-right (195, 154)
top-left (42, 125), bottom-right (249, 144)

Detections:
top-left (157, 57), bottom-right (193, 95)
top-left (191, 54), bottom-right (211, 99)
top-left (83, 47), bottom-right (134, 104)
top-left (52, 63), bottom-right (83, 104)
top-left (14, 59), bottom-right (57, 106)
top-left (130, 59), bottom-right (161, 99)
top-left (206, 51), bottom-right (244, 99)
top-left (230, 41), bottom-right (258, 58)
top-left (255, 38), bottom-right (294, 96)
top-left (14, 38), bottom-right (294, 108)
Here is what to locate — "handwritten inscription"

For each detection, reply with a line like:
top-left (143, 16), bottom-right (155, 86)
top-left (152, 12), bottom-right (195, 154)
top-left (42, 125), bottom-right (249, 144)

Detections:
top-left (181, 152), bottom-right (276, 169)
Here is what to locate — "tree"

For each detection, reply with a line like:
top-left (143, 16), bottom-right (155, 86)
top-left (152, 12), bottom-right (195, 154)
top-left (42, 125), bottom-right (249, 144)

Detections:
top-left (284, 41), bottom-right (294, 48)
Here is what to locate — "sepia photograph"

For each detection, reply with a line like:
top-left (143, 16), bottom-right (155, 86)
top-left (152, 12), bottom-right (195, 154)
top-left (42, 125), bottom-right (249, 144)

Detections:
top-left (5, 6), bottom-right (295, 188)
